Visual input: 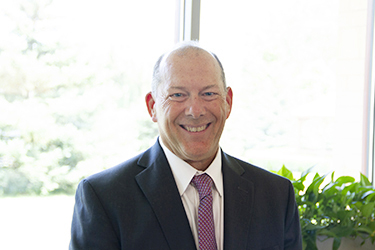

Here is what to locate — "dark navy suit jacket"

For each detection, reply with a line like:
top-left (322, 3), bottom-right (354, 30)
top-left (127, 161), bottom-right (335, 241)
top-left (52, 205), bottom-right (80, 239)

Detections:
top-left (70, 141), bottom-right (302, 250)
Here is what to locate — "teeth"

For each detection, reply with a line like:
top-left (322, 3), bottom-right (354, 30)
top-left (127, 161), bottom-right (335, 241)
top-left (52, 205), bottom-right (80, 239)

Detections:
top-left (185, 125), bottom-right (207, 132)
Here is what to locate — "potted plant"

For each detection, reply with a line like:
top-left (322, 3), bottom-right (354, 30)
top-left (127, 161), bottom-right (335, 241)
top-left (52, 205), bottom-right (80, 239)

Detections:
top-left (276, 166), bottom-right (375, 250)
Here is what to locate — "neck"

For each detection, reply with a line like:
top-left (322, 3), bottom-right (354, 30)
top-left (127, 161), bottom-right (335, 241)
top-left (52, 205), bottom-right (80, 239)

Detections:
top-left (185, 153), bottom-right (217, 171)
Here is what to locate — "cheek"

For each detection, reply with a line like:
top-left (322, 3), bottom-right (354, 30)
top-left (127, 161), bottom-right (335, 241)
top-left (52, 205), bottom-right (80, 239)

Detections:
top-left (160, 99), bottom-right (170, 111)
top-left (219, 97), bottom-right (231, 119)
top-left (212, 101), bottom-right (228, 119)
top-left (162, 101), bottom-right (184, 120)
top-left (156, 102), bottom-right (174, 126)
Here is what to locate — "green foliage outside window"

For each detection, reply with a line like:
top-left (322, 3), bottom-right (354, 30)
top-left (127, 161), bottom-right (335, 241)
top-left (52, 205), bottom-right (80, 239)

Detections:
top-left (0, 0), bottom-right (158, 196)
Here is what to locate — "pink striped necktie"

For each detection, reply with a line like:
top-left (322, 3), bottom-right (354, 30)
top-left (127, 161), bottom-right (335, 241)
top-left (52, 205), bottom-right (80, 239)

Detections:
top-left (191, 174), bottom-right (217, 250)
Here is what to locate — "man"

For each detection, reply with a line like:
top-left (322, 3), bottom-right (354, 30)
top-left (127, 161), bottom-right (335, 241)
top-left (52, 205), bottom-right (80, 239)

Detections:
top-left (70, 42), bottom-right (302, 250)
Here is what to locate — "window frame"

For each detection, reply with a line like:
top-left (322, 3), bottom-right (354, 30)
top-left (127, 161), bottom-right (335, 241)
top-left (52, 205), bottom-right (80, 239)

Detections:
top-left (364, 0), bottom-right (375, 184)
top-left (177, 0), bottom-right (375, 184)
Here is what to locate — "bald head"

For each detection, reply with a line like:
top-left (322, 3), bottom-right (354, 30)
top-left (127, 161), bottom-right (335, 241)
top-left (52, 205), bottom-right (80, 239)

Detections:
top-left (151, 41), bottom-right (226, 96)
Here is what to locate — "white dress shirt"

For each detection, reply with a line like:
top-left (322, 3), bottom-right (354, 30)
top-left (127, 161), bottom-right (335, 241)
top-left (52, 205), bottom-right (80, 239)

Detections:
top-left (159, 138), bottom-right (224, 250)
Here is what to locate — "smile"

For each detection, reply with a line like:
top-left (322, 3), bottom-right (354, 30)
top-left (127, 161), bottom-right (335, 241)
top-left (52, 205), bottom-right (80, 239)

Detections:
top-left (182, 124), bottom-right (209, 132)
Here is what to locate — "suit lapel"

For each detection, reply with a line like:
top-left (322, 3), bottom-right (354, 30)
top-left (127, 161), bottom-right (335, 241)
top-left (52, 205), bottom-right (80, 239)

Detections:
top-left (222, 152), bottom-right (254, 250)
top-left (135, 142), bottom-right (196, 250)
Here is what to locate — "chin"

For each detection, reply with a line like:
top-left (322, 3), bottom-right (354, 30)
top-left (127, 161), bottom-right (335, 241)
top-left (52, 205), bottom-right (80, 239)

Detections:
top-left (184, 148), bottom-right (215, 160)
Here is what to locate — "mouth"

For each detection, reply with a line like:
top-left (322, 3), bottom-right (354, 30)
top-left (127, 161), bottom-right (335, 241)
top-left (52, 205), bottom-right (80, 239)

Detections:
top-left (181, 123), bottom-right (210, 133)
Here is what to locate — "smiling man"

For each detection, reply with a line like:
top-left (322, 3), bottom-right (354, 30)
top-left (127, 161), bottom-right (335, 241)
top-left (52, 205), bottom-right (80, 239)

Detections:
top-left (146, 45), bottom-right (232, 171)
top-left (70, 42), bottom-right (302, 250)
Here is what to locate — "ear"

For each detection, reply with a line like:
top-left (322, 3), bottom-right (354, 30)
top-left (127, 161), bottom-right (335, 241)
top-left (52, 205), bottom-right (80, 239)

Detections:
top-left (145, 92), bottom-right (158, 122)
top-left (225, 87), bottom-right (233, 119)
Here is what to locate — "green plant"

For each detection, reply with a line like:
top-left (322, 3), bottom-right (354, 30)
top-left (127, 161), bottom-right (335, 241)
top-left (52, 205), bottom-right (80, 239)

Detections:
top-left (276, 166), bottom-right (375, 250)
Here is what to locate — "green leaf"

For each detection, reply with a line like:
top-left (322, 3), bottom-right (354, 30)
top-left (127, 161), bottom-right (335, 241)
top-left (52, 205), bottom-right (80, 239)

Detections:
top-left (303, 238), bottom-right (318, 250)
top-left (318, 229), bottom-right (338, 238)
top-left (360, 173), bottom-right (372, 187)
top-left (360, 202), bottom-right (375, 217)
top-left (368, 221), bottom-right (375, 231)
top-left (293, 181), bottom-right (305, 192)
top-left (305, 224), bottom-right (327, 231)
top-left (361, 190), bottom-right (375, 200)
top-left (300, 166), bottom-right (314, 182)
top-left (343, 182), bottom-right (359, 193)
top-left (303, 231), bottom-right (318, 250)
top-left (332, 237), bottom-right (341, 250)
top-left (306, 173), bottom-right (327, 201)
top-left (357, 225), bottom-right (375, 235)
top-left (353, 201), bottom-right (363, 208)
top-left (322, 181), bottom-right (339, 195)
top-left (335, 176), bottom-right (355, 185)
top-left (330, 226), bottom-right (354, 238)
top-left (277, 165), bottom-right (294, 180)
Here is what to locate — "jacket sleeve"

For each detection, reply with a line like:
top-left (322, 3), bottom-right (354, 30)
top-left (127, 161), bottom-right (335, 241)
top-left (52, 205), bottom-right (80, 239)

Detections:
top-left (69, 179), bottom-right (120, 250)
top-left (284, 181), bottom-right (303, 250)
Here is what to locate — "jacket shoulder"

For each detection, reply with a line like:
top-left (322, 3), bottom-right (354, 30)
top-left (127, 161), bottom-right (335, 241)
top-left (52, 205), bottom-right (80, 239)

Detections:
top-left (81, 141), bottom-right (165, 190)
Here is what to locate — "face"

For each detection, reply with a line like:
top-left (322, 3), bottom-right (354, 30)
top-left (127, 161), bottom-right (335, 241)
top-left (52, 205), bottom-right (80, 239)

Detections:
top-left (146, 49), bottom-right (233, 170)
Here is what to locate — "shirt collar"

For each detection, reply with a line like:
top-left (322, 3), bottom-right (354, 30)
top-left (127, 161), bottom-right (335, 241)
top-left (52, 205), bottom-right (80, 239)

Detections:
top-left (159, 138), bottom-right (223, 197)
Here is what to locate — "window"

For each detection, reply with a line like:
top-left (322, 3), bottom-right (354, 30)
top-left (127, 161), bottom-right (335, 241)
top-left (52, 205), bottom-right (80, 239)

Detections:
top-left (1, 1), bottom-right (374, 249)
top-left (0, 0), bottom-right (174, 248)
top-left (200, 0), bottom-right (372, 180)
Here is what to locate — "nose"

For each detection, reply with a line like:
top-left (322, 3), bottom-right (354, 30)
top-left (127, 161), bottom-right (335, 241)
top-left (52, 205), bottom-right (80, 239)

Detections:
top-left (185, 96), bottom-right (206, 119)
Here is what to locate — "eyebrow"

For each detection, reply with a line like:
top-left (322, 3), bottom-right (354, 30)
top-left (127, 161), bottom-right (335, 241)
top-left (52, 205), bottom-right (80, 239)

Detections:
top-left (169, 84), bottom-right (219, 91)
top-left (201, 85), bottom-right (219, 91)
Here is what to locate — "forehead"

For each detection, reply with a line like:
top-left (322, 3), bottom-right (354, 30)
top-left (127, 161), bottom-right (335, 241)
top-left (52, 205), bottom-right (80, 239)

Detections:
top-left (163, 47), bottom-right (218, 68)
top-left (160, 48), bottom-right (223, 88)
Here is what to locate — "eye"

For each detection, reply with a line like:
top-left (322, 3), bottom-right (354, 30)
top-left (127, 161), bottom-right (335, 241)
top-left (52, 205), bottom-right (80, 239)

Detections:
top-left (202, 92), bottom-right (218, 100)
top-left (169, 92), bottom-right (187, 101)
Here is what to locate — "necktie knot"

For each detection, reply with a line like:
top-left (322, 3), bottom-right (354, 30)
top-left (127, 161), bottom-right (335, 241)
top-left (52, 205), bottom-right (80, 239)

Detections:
top-left (191, 174), bottom-right (213, 200)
